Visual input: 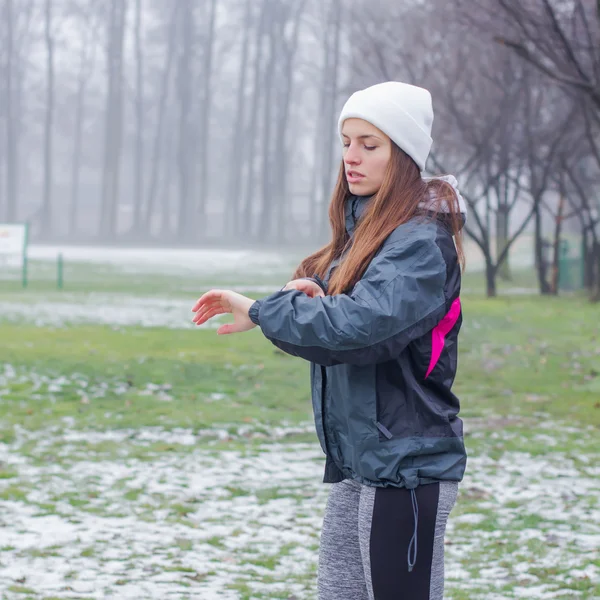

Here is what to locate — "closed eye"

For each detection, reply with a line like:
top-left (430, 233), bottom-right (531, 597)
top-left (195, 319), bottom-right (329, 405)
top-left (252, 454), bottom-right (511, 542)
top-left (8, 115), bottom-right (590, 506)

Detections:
top-left (342, 142), bottom-right (377, 150)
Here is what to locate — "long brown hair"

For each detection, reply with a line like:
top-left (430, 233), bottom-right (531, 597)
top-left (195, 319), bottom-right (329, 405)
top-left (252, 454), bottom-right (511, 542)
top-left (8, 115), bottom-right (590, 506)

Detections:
top-left (293, 143), bottom-right (465, 296)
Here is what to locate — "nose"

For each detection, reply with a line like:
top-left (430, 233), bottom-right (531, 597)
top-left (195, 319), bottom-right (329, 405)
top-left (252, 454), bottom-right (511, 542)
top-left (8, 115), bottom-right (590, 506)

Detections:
top-left (344, 142), bottom-right (361, 166)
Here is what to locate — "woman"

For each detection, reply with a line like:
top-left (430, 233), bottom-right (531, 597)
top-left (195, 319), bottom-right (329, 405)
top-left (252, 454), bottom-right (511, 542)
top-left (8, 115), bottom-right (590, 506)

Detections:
top-left (192, 81), bottom-right (467, 600)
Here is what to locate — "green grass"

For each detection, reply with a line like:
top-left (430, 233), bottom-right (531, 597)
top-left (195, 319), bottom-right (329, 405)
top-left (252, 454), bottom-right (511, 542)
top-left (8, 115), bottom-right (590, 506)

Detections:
top-left (457, 295), bottom-right (600, 428)
top-left (0, 322), bottom-right (313, 433)
top-left (0, 294), bottom-right (598, 435)
top-left (0, 284), bottom-right (599, 600)
top-left (461, 265), bottom-right (540, 292)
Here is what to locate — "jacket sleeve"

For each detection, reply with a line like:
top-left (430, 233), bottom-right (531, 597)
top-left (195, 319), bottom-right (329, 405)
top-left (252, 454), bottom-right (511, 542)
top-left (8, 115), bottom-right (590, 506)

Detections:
top-left (248, 236), bottom-right (449, 366)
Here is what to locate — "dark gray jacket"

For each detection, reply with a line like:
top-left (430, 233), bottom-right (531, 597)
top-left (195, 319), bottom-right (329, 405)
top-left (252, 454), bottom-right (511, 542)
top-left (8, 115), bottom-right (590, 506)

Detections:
top-left (249, 181), bottom-right (467, 492)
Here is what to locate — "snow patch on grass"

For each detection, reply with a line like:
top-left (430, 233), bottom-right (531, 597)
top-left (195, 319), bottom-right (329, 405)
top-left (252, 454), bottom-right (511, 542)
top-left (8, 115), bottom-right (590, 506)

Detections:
top-left (0, 425), bottom-right (598, 599)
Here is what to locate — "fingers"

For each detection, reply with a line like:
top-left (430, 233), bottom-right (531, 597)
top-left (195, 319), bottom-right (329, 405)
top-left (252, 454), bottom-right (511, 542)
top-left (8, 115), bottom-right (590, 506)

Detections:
top-left (192, 307), bottom-right (218, 324)
top-left (300, 287), bottom-right (324, 298)
top-left (192, 307), bottom-right (223, 325)
top-left (191, 289), bottom-right (223, 312)
top-left (192, 300), bottom-right (223, 319)
top-left (301, 284), bottom-right (325, 298)
top-left (191, 293), bottom-right (229, 325)
top-left (282, 280), bottom-right (325, 298)
top-left (217, 323), bottom-right (239, 335)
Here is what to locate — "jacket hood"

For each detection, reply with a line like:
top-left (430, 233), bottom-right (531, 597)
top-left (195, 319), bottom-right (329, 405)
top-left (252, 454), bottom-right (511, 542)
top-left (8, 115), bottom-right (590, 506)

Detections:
top-left (421, 174), bottom-right (468, 230)
top-left (345, 174), bottom-right (468, 236)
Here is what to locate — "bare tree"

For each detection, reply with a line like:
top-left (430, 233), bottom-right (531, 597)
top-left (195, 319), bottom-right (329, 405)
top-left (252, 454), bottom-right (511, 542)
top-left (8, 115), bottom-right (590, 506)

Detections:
top-left (176, 0), bottom-right (194, 241)
top-left (69, 2), bottom-right (99, 236)
top-left (196, 0), bottom-right (218, 238)
top-left (562, 155), bottom-right (600, 300)
top-left (99, 0), bottom-right (126, 239)
top-left (38, 0), bottom-right (55, 238)
top-left (143, 3), bottom-right (178, 236)
top-left (240, 0), bottom-right (268, 240)
top-left (318, 0), bottom-right (342, 241)
top-left (160, 107), bottom-right (176, 238)
top-left (225, 0), bottom-right (253, 240)
top-left (130, 0), bottom-right (143, 237)
top-left (307, 0), bottom-right (332, 238)
top-left (17, 0), bottom-right (598, 271)
top-left (491, 0), bottom-right (600, 111)
top-left (271, 0), bottom-right (307, 243)
top-left (5, 0), bottom-right (35, 226)
top-left (2, 0), bottom-right (17, 223)
top-left (256, 0), bottom-right (277, 242)
top-left (486, 0), bottom-right (600, 299)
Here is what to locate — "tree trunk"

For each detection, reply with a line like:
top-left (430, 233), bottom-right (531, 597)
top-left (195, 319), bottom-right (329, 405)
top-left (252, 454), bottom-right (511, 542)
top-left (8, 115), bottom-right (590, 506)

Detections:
top-left (4, 0), bottom-right (17, 223)
top-left (496, 202), bottom-right (511, 280)
top-left (40, 0), bottom-right (54, 238)
top-left (591, 240), bottom-right (600, 302)
top-left (196, 0), bottom-right (217, 238)
top-left (160, 115), bottom-right (175, 238)
top-left (533, 200), bottom-right (551, 294)
top-left (99, 0), bottom-right (117, 238)
top-left (257, 5), bottom-right (276, 242)
top-left (144, 4), bottom-right (178, 236)
top-left (241, 0), bottom-right (268, 240)
top-left (582, 226), bottom-right (591, 289)
top-left (318, 0), bottom-right (341, 241)
top-left (131, 0), bottom-right (144, 236)
top-left (483, 191), bottom-right (498, 296)
top-left (584, 226), bottom-right (600, 301)
top-left (485, 260), bottom-right (497, 297)
top-left (109, 0), bottom-right (126, 239)
top-left (69, 24), bottom-right (96, 238)
top-left (176, 0), bottom-right (194, 241)
top-left (309, 7), bottom-right (331, 238)
top-left (226, 0), bottom-right (252, 240)
top-left (69, 74), bottom-right (85, 237)
top-left (99, 0), bottom-right (126, 240)
top-left (273, 0), bottom-right (305, 244)
top-left (550, 195), bottom-right (565, 295)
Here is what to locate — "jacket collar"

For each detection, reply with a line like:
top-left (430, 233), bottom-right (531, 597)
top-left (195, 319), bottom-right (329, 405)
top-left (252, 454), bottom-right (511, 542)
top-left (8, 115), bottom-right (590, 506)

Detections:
top-left (345, 194), bottom-right (373, 237)
top-left (344, 175), bottom-right (468, 237)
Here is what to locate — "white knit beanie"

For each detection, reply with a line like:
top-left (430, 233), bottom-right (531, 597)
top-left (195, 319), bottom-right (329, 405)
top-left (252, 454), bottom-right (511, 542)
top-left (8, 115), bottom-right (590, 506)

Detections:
top-left (338, 81), bottom-right (434, 172)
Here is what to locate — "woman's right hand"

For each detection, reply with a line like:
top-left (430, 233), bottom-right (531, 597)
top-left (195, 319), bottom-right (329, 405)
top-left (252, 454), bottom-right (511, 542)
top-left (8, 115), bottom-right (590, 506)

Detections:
top-left (282, 279), bottom-right (325, 298)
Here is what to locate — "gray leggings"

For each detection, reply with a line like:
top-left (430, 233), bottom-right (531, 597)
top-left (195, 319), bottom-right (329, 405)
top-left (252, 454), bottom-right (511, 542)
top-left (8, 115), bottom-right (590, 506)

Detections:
top-left (318, 479), bottom-right (458, 600)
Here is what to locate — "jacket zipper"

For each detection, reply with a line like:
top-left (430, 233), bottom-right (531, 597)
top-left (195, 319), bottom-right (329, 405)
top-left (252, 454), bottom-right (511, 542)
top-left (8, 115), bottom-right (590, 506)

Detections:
top-left (320, 365), bottom-right (332, 456)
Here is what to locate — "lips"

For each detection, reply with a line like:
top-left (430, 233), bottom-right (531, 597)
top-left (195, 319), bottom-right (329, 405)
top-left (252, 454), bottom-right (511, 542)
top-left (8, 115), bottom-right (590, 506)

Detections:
top-left (347, 171), bottom-right (365, 183)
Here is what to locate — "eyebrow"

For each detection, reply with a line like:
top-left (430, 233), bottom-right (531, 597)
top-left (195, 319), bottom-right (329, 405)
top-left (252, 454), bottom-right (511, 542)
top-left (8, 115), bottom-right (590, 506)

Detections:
top-left (342, 134), bottom-right (382, 141)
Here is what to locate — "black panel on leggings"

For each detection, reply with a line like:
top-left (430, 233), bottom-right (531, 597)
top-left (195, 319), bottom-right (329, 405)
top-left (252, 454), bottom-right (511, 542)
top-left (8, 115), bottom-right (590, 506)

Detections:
top-left (370, 482), bottom-right (440, 599)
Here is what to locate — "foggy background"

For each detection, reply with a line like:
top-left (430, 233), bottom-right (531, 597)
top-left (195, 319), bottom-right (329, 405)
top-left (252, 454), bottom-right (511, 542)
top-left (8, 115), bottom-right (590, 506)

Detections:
top-left (0, 0), bottom-right (599, 297)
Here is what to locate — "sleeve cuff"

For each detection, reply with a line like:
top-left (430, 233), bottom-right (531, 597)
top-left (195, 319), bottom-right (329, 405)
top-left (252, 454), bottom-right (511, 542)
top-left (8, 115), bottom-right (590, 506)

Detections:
top-left (248, 300), bottom-right (261, 326)
top-left (309, 274), bottom-right (328, 294)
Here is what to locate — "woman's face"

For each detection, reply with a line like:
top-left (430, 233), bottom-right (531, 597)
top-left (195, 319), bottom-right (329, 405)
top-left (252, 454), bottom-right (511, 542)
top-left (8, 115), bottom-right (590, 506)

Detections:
top-left (342, 118), bottom-right (392, 196)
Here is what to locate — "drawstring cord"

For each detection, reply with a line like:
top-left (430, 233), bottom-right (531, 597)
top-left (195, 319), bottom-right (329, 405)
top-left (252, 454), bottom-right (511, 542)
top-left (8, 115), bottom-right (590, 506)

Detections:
top-left (407, 488), bottom-right (419, 572)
